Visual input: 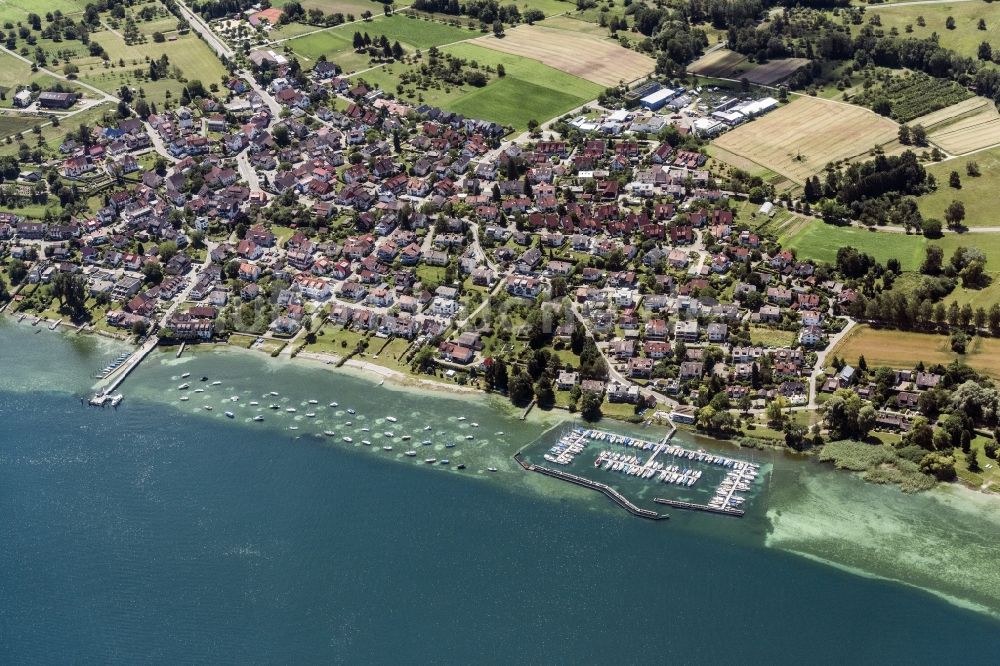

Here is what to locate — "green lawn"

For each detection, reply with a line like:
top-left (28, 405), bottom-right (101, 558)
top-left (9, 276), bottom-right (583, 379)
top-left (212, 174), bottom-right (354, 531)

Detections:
top-left (305, 322), bottom-right (369, 355)
top-left (779, 222), bottom-right (928, 271)
top-left (955, 434), bottom-right (1000, 490)
top-left (870, 3), bottom-right (1000, 60)
top-left (917, 146), bottom-right (1000, 228)
top-left (749, 325), bottom-right (797, 348)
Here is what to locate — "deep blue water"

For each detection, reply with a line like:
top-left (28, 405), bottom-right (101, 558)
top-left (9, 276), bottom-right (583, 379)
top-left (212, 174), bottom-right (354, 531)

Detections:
top-left (3, 387), bottom-right (1000, 663)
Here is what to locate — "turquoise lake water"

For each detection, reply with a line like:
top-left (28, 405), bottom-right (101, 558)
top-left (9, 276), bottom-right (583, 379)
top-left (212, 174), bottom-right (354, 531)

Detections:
top-left (2, 320), bottom-right (1000, 662)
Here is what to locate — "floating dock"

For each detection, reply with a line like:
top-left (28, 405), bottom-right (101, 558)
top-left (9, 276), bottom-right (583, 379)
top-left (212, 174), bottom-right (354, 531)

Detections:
top-left (653, 497), bottom-right (745, 517)
top-left (514, 453), bottom-right (667, 521)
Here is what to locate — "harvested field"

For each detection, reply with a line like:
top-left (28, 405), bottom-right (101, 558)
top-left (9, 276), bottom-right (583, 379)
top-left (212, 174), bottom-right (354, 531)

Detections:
top-left (743, 58), bottom-right (810, 85)
top-left (909, 96), bottom-right (991, 132)
top-left (471, 25), bottom-right (654, 87)
top-left (712, 96), bottom-right (898, 184)
top-left (687, 49), bottom-right (749, 78)
top-left (830, 326), bottom-right (1000, 380)
top-left (927, 104), bottom-right (1000, 155)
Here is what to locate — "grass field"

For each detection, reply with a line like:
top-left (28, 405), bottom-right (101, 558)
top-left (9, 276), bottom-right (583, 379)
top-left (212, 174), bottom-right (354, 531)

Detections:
top-left (271, 0), bottom-right (379, 16)
top-left (11, 3), bottom-right (230, 108)
top-left (830, 325), bottom-right (1000, 379)
top-left (0, 0), bottom-right (89, 23)
top-left (870, 3), bottom-right (1000, 60)
top-left (77, 26), bottom-right (229, 105)
top-left (430, 43), bottom-right (601, 130)
top-left (0, 114), bottom-right (40, 138)
top-left (779, 223), bottom-right (928, 271)
top-left (468, 24), bottom-right (654, 87)
top-left (917, 145), bottom-right (1000, 227)
top-left (354, 42), bottom-right (599, 131)
top-left (749, 325), bottom-right (798, 347)
top-left (541, 14), bottom-right (613, 37)
top-left (712, 96), bottom-right (899, 184)
top-left (285, 13), bottom-right (475, 63)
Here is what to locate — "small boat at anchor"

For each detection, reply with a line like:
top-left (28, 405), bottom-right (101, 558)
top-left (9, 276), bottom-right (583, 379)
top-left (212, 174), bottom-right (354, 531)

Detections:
top-left (386, 416), bottom-right (397, 423)
top-left (343, 436), bottom-right (353, 443)
top-left (225, 411), bottom-right (234, 418)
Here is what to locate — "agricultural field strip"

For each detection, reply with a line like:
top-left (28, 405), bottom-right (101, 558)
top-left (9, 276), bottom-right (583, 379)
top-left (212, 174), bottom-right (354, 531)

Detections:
top-left (909, 97), bottom-right (991, 132)
top-left (712, 97), bottom-right (898, 184)
top-left (467, 24), bottom-right (655, 87)
top-left (741, 58), bottom-right (810, 85)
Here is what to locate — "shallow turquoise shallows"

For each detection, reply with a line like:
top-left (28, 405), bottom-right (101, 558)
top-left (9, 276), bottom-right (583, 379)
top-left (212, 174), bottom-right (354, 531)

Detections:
top-left (2, 320), bottom-right (1000, 662)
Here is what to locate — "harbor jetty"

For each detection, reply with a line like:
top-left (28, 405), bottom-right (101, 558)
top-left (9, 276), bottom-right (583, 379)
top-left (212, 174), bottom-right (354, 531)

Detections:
top-left (88, 335), bottom-right (159, 406)
top-left (514, 453), bottom-right (667, 521)
top-left (653, 498), bottom-right (745, 517)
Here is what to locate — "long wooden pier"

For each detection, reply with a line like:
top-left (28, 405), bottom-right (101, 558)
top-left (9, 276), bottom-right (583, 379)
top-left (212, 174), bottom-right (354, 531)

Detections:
top-left (653, 497), bottom-right (744, 517)
top-left (514, 454), bottom-right (667, 521)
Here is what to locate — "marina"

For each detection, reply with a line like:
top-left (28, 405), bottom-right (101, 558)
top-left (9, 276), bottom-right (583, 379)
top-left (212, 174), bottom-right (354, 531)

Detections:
top-left (528, 428), bottom-right (762, 519)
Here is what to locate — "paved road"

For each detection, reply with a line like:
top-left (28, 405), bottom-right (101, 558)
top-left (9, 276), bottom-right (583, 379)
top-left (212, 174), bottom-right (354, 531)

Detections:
top-left (805, 318), bottom-right (857, 409)
top-left (569, 302), bottom-right (678, 408)
top-left (158, 240), bottom-right (219, 329)
top-left (143, 120), bottom-right (179, 163)
top-left (237, 151), bottom-right (262, 193)
top-left (174, 0), bottom-right (234, 60)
